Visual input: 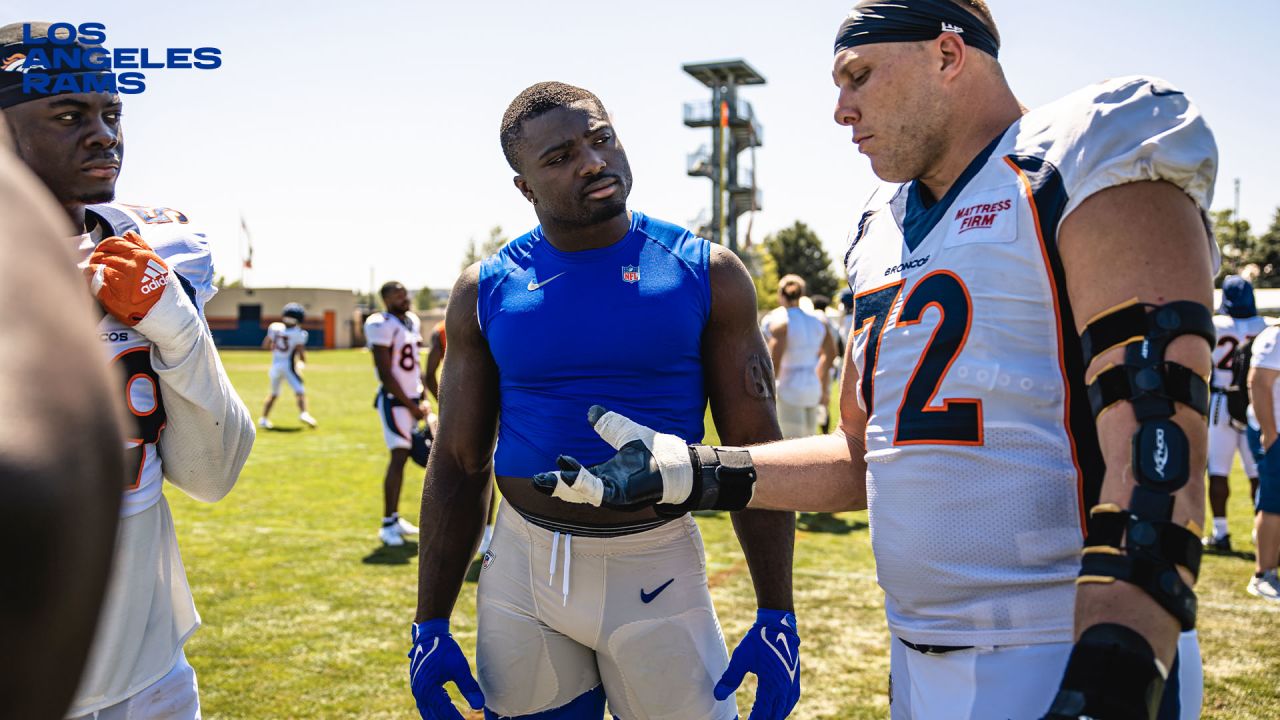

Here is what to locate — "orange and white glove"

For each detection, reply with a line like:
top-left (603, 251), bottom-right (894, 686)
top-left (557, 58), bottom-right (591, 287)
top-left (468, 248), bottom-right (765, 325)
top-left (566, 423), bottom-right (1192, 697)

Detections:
top-left (88, 231), bottom-right (174, 326)
top-left (87, 231), bottom-right (203, 353)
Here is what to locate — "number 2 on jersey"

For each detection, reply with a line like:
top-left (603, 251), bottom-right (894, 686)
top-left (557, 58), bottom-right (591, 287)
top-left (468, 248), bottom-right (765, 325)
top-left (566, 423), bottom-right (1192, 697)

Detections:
top-left (1215, 337), bottom-right (1238, 371)
top-left (853, 270), bottom-right (983, 445)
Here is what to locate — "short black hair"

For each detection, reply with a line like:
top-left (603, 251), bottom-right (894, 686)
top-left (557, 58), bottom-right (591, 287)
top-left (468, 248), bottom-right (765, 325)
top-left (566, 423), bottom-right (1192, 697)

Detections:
top-left (379, 281), bottom-right (404, 300)
top-left (500, 82), bottom-right (606, 172)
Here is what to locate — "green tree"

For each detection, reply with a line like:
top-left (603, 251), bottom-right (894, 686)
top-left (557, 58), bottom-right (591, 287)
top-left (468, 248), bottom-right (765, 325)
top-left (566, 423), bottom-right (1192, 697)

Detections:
top-left (415, 286), bottom-right (435, 310)
top-left (763, 221), bottom-right (841, 300)
top-left (743, 244), bottom-right (780, 311)
top-left (1251, 208), bottom-right (1280, 288)
top-left (1211, 208), bottom-right (1254, 285)
top-left (461, 226), bottom-right (510, 269)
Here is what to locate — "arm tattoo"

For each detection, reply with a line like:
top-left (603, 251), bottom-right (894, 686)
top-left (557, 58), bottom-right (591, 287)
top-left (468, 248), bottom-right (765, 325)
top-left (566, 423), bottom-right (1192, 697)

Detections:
top-left (746, 353), bottom-right (774, 400)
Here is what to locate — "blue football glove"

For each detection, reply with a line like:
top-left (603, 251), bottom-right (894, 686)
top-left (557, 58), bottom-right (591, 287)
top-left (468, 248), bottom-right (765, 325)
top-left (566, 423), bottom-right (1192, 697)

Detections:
top-left (408, 619), bottom-right (485, 720)
top-left (714, 609), bottom-right (801, 719)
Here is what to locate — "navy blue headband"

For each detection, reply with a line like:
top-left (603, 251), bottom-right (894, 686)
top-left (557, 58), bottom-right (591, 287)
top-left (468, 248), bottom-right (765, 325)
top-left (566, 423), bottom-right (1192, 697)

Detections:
top-left (835, 0), bottom-right (999, 58)
top-left (0, 23), bottom-right (112, 108)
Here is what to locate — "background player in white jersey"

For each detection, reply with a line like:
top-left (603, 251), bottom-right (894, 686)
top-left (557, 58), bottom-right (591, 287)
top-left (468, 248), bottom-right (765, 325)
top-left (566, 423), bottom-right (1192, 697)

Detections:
top-left (0, 125), bottom-right (127, 720)
top-left (259, 302), bottom-right (318, 429)
top-left (1204, 275), bottom-right (1268, 550)
top-left (1, 22), bottom-right (255, 719)
top-left (366, 281), bottom-right (425, 547)
top-left (533, 2), bottom-right (1217, 717)
top-left (1246, 324), bottom-right (1280, 601)
top-left (761, 274), bottom-right (837, 438)
top-left (808, 293), bottom-right (842, 433)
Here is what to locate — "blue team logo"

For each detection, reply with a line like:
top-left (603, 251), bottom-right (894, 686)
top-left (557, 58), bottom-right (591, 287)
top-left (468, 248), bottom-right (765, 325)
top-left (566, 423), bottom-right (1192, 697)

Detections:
top-left (621, 265), bottom-right (640, 283)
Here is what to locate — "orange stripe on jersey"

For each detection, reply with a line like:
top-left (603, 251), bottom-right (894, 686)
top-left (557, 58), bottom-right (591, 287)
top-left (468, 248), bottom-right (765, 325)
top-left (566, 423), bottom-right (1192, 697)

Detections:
top-left (851, 279), bottom-right (906, 417)
top-left (1004, 156), bottom-right (1087, 537)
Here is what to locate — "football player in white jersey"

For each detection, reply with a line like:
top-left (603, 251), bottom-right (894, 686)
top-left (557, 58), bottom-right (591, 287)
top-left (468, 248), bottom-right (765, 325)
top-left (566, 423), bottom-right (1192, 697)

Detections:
top-left (0, 129), bottom-right (127, 720)
top-left (1246, 323), bottom-right (1280, 601)
top-left (1204, 275), bottom-right (1267, 550)
top-left (532, 2), bottom-right (1217, 718)
top-left (761, 275), bottom-right (838, 439)
top-left (1, 22), bottom-right (255, 720)
top-left (259, 302), bottom-right (318, 429)
top-left (365, 281), bottom-right (425, 546)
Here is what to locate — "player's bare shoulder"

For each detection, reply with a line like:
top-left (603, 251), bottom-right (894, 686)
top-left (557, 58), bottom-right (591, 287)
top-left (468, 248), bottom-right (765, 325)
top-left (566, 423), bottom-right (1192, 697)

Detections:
top-left (707, 242), bottom-right (751, 284)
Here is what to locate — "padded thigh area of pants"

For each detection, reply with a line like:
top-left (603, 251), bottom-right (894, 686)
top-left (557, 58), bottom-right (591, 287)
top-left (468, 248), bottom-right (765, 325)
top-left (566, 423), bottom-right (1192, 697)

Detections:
top-left (477, 604), bottom-right (564, 716)
top-left (601, 608), bottom-right (734, 720)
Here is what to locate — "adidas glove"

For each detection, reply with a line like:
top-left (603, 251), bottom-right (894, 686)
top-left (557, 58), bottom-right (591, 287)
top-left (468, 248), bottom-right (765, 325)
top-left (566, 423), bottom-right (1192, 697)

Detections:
top-left (87, 231), bottom-right (203, 353)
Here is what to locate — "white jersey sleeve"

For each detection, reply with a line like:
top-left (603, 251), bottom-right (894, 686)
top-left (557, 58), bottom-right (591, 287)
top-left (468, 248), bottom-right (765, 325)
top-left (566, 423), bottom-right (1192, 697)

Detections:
top-left (365, 313), bottom-right (397, 348)
top-left (88, 202), bottom-right (252, 515)
top-left (154, 230), bottom-right (217, 312)
top-left (1034, 76), bottom-right (1218, 227)
top-left (102, 204), bottom-right (218, 311)
top-left (1253, 325), bottom-right (1280, 372)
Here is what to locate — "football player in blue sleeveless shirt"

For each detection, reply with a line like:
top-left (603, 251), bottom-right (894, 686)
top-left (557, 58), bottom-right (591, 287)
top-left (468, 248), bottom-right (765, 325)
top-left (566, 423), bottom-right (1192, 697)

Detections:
top-left (409, 82), bottom-right (799, 720)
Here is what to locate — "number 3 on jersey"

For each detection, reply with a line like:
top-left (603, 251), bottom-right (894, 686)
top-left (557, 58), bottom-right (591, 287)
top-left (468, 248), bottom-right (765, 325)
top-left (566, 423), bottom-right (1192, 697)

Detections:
top-left (853, 270), bottom-right (983, 445)
top-left (112, 347), bottom-right (166, 489)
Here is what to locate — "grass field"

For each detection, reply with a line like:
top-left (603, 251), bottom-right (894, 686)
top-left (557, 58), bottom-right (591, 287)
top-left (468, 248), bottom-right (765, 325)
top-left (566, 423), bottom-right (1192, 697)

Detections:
top-left (169, 348), bottom-right (1280, 718)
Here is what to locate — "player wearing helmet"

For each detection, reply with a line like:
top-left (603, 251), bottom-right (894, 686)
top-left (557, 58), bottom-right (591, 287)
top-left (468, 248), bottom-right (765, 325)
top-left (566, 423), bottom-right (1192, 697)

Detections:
top-left (260, 302), bottom-right (317, 429)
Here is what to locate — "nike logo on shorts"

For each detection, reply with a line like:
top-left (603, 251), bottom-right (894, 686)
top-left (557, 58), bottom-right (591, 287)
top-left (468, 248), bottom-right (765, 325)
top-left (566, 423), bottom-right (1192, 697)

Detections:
top-left (640, 578), bottom-right (675, 603)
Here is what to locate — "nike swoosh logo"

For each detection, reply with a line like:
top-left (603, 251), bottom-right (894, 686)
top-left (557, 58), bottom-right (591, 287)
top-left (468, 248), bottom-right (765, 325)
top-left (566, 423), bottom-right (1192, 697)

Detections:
top-left (762, 627), bottom-right (799, 681)
top-left (640, 578), bottom-right (675, 603)
top-left (527, 272), bottom-right (566, 291)
top-left (410, 637), bottom-right (439, 684)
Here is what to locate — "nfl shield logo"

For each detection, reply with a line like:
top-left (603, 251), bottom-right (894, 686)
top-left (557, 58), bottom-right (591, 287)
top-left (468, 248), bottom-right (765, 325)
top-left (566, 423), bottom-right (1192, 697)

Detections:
top-left (621, 265), bottom-right (640, 283)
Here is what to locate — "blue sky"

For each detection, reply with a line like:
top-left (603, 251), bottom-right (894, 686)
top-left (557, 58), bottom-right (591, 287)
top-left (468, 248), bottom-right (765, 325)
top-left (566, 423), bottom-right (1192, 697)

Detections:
top-left (8, 1), bottom-right (1278, 292)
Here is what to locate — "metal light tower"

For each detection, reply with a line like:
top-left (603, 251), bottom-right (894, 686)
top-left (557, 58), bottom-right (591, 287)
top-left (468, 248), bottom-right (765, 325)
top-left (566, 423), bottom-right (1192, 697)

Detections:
top-left (682, 59), bottom-right (764, 254)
